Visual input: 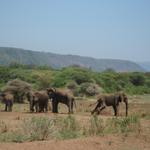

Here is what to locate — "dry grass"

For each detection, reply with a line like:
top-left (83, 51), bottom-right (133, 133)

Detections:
top-left (0, 95), bottom-right (150, 145)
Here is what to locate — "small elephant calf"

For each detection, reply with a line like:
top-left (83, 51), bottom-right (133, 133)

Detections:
top-left (0, 92), bottom-right (14, 112)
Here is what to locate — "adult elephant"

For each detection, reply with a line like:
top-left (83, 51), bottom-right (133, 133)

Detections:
top-left (0, 92), bottom-right (14, 112)
top-left (47, 88), bottom-right (76, 114)
top-left (90, 92), bottom-right (128, 116)
top-left (27, 91), bottom-right (49, 113)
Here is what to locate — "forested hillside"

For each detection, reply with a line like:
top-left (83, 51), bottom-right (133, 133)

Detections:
top-left (0, 47), bottom-right (145, 72)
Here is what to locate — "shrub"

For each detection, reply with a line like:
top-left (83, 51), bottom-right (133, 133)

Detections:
top-left (57, 115), bottom-right (81, 139)
top-left (2, 79), bottom-right (32, 103)
top-left (22, 117), bottom-right (55, 141)
top-left (36, 73), bottom-right (52, 89)
top-left (67, 80), bottom-right (78, 90)
top-left (0, 132), bottom-right (28, 143)
top-left (0, 121), bottom-right (8, 133)
top-left (129, 73), bottom-right (145, 86)
top-left (79, 83), bottom-right (103, 96)
top-left (85, 115), bottom-right (104, 136)
top-left (105, 115), bottom-right (141, 134)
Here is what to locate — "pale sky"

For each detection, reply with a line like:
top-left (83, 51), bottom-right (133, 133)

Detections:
top-left (0, 0), bottom-right (150, 61)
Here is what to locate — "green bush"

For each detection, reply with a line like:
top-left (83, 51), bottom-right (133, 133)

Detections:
top-left (0, 66), bottom-right (150, 95)
top-left (129, 73), bottom-right (145, 86)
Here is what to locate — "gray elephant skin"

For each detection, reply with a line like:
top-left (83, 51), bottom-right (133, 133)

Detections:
top-left (27, 91), bottom-right (49, 112)
top-left (91, 92), bottom-right (128, 116)
top-left (0, 92), bottom-right (14, 112)
top-left (47, 88), bottom-right (76, 114)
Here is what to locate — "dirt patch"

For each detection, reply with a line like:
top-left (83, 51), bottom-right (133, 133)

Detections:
top-left (0, 135), bottom-right (150, 150)
top-left (0, 97), bottom-right (150, 150)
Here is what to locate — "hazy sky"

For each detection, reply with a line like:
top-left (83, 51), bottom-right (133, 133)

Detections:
top-left (0, 0), bottom-right (150, 61)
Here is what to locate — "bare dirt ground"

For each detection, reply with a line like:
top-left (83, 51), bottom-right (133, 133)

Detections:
top-left (0, 135), bottom-right (150, 150)
top-left (0, 95), bottom-right (150, 150)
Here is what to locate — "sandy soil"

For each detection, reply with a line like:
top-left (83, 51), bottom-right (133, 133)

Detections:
top-left (0, 135), bottom-right (150, 150)
top-left (0, 99), bottom-right (150, 150)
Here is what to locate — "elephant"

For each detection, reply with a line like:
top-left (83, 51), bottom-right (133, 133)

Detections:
top-left (90, 92), bottom-right (128, 116)
top-left (0, 92), bottom-right (14, 112)
top-left (46, 88), bottom-right (76, 114)
top-left (27, 91), bottom-right (49, 113)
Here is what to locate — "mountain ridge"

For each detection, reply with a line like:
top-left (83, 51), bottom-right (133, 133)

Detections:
top-left (0, 47), bottom-right (145, 72)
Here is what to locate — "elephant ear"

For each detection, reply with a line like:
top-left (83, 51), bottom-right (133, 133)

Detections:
top-left (122, 93), bottom-right (128, 102)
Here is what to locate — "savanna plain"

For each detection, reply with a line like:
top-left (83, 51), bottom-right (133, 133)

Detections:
top-left (0, 95), bottom-right (150, 150)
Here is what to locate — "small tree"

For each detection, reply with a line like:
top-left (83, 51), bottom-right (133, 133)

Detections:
top-left (79, 83), bottom-right (103, 96)
top-left (36, 74), bottom-right (52, 90)
top-left (129, 73), bottom-right (145, 86)
top-left (2, 79), bottom-right (32, 103)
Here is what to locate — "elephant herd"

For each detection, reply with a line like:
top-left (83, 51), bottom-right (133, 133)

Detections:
top-left (0, 88), bottom-right (128, 116)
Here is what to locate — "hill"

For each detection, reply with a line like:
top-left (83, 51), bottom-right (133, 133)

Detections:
top-left (0, 47), bottom-right (144, 72)
top-left (137, 61), bottom-right (150, 72)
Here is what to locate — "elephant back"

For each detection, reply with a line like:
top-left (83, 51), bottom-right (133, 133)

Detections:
top-left (34, 91), bottom-right (49, 99)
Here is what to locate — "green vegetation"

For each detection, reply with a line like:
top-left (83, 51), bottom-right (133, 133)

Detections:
top-left (22, 117), bottom-right (55, 141)
top-left (0, 66), bottom-right (150, 96)
top-left (56, 115), bottom-right (81, 139)
top-left (0, 115), bottom-right (142, 143)
top-left (104, 115), bottom-right (141, 134)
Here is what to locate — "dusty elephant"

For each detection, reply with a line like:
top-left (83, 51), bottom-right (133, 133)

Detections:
top-left (91, 92), bottom-right (128, 116)
top-left (0, 92), bottom-right (14, 112)
top-left (47, 88), bottom-right (76, 114)
top-left (27, 91), bottom-right (49, 112)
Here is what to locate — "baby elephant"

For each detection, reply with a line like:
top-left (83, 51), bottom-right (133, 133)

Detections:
top-left (91, 92), bottom-right (128, 116)
top-left (27, 91), bottom-right (49, 113)
top-left (0, 92), bottom-right (14, 112)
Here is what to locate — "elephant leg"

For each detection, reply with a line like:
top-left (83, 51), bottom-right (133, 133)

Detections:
top-left (55, 102), bottom-right (59, 113)
top-left (68, 101), bottom-right (73, 114)
top-left (91, 105), bottom-right (100, 114)
top-left (113, 105), bottom-right (118, 116)
top-left (5, 104), bottom-right (7, 111)
top-left (39, 104), bottom-right (43, 112)
top-left (8, 101), bottom-right (13, 112)
top-left (35, 103), bottom-right (39, 112)
top-left (52, 101), bottom-right (58, 113)
top-left (30, 104), bottom-right (34, 112)
top-left (97, 106), bottom-right (106, 115)
top-left (91, 101), bottom-right (103, 115)
top-left (44, 101), bottom-right (48, 112)
top-left (71, 101), bottom-right (74, 114)
top-left (39, 104), bottom-right (44, 112)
